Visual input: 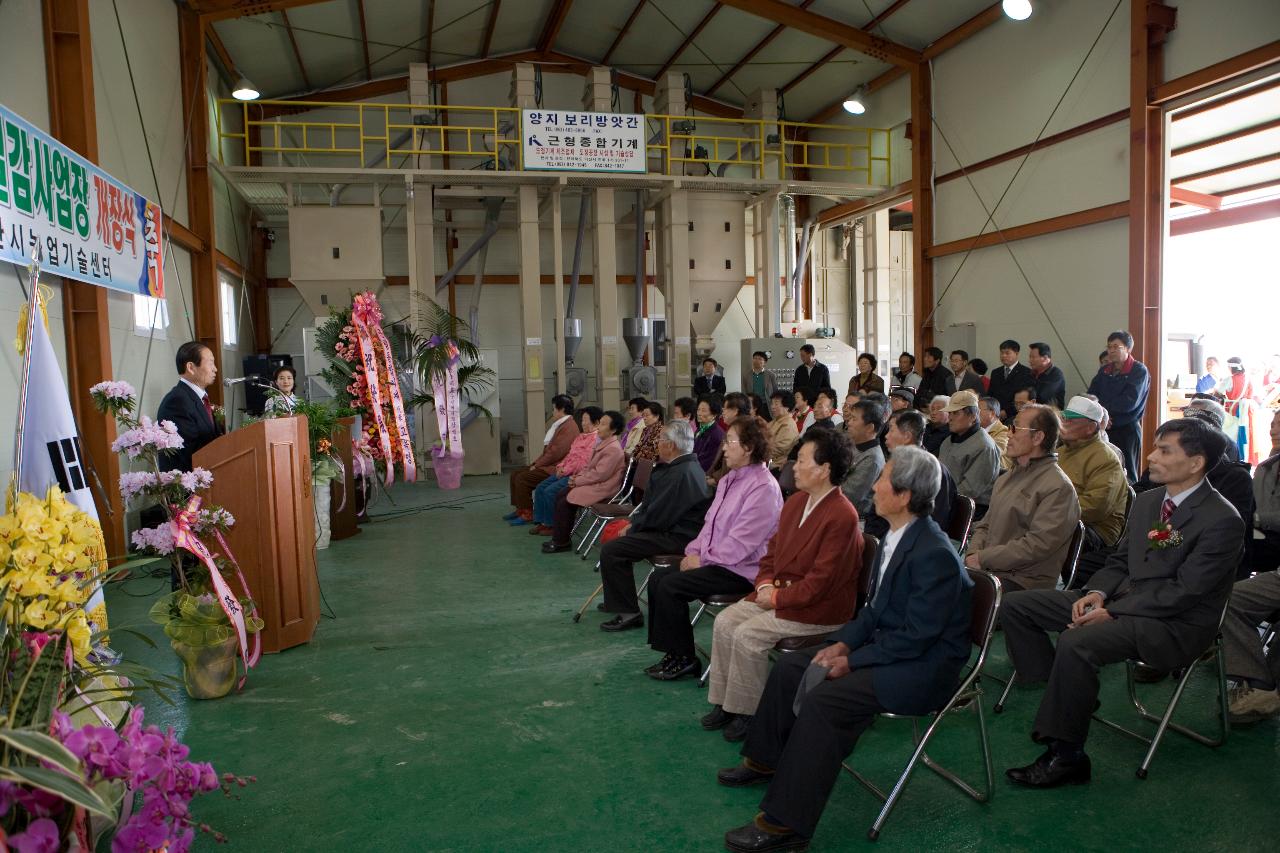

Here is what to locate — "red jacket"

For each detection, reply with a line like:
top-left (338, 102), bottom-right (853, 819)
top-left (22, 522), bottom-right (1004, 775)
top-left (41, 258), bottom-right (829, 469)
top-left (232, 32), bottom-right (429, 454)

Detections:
top-left (749, 489), bottom-right (863, 626)
top-left (532, 417), bottom-right (580, 475)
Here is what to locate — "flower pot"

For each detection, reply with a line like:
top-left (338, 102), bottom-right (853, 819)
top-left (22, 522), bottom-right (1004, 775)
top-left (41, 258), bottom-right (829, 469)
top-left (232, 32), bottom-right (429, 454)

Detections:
top-left (313, 482), bottom-right (332, 549)
top-left (434, 451), bottom-right (465, 490)
top-left (171, 636), bottom-right (240, 700)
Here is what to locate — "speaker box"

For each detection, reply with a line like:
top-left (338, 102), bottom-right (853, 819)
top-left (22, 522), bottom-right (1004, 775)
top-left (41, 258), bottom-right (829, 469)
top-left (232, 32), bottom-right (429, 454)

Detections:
top-left (506, 433), bottom-right (527, 464)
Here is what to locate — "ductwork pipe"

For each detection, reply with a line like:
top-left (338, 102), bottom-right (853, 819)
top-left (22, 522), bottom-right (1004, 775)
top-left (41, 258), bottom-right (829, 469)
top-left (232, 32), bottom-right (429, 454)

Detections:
top-left (780, 194), bottom-right (797, 323)
top-left (435, 217), bottom-right (500, 294)
top-left (566, 191), bottom-right (590, 319)
top-left (633, 191), bottom-right (645, 318)
top-left (793, 216), bottom-right (817, 320)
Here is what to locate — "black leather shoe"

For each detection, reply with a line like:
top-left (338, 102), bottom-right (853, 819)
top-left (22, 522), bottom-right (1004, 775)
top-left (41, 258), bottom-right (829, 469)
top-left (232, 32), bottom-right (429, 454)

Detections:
top-left (541, 541), bottom-right (572, 554)
top-left (644, 654), bottom-right (675, 675)
top-left (648, 655), bottom-right (701, 681)
top-left (717, 762), bottom-right (774, 788)
top-left (600, 614), bottom-right (643, 632)
top-left (723, 714), bottom-right (752, 743)
top-left (724, 819), bottom-right (808, 853)
top-left (702, 706), bottom-right (732, 730)
top-left (1005, 750), bottom-right (1091, 788)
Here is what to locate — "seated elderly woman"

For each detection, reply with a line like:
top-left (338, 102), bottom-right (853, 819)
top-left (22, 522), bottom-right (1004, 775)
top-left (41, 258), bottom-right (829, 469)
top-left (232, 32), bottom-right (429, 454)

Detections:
top-left (766, 391), bottom-right (800, 471)
top-left (701, 427), bottom-right (865, 742)
top-left (644, 416), bottom-right (785, 681)
top-left (707, 393), bottom-right (752, 487)
top-left (632, 401), bottom-right (665, 462)
top-left (694, 397), bottom-right (726, 472)
top-left (541, 410), bottom-right (626, 554)
top-left (529, 406), bottom-right (604, 536)
top-left (505, 394), bottom-right (579, 525)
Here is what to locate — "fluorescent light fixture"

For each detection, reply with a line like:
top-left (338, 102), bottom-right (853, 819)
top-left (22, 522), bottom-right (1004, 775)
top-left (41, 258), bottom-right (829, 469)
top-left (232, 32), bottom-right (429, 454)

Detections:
top-left (1003, 0), bottom-right (1033, 20)
top-left (232, 77), bottom-right (260, 101)
top-left (842, 86), bottom-right (867, 116)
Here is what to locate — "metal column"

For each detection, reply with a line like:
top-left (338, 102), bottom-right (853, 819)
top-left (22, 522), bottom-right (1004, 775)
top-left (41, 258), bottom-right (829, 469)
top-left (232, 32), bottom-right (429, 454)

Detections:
top-left (406, 63), bottom-right (441, 329)
top-left (517, 184), bottom-right (546, 463)
top-left (661, 190), bottom-right (693, 402)
top-left (583, 67), bottom-right (621, 409)
top-left (862, 210), bottom-right (893, 369)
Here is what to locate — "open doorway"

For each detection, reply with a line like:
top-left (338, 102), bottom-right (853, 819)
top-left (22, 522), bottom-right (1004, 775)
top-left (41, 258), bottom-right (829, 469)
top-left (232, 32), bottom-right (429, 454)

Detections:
top-left (1162, 74), bottom-right (1280, 464)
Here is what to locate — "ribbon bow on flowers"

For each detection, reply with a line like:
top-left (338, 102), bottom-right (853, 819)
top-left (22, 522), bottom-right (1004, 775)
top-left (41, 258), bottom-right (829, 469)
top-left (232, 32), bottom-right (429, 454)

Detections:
top-left (351, 291), bottom-right (384, 326)
top-left (169, 496), bottom-right (261, 687)
top-left (426, 335), bottom-right (462, 366)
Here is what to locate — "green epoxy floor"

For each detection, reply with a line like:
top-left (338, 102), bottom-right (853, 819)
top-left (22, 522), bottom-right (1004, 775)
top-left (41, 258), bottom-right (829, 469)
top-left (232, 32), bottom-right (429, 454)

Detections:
top-left (106, 474), bottom-right (1280, 852)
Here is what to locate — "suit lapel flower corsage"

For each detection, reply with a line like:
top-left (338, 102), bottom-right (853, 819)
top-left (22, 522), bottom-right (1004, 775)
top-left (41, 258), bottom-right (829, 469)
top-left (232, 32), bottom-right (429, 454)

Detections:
top-left (1147, 520), bottom-right (1184, 550)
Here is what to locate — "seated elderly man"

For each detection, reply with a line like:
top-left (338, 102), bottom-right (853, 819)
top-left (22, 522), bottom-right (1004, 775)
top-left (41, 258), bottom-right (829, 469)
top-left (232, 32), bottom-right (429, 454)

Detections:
top-left (1250, 409), bottom-right (1280, 574)
top-left (863, 410), bottom-right (957, 540)
top-left (701, 427), bottom-right (864, 741)
top-left (766, 391), bottom-right (800, 471)
top-left (597, 420), bottom-right (711, 630)
top-left (964, 404), bottom-right (1081, 592)
top-left (801, 388), bottom-right (842, 433)
top-left (1057, 396), bottom-right (1128, 555)
top-left (923, 395), bottom-right (951, 455)
top-left (541, 411), bottom-right (627, 554)
top-left (717, 446), bottom-right (973, 851)
top-left (979, 396), bottom-right (1011, 470)
top-left (937, 389), bottom-right (1002, 516)
top-left (841, 400), bottom-right (886, 517)
top-left (644, 417), bottom-right (784, 682)
top-left (1002, 418), bottom-right (1242, 787)
top-left (530, 406), bottom-right (603, 536)
top-left (505, 394), bottom-right (580, 525)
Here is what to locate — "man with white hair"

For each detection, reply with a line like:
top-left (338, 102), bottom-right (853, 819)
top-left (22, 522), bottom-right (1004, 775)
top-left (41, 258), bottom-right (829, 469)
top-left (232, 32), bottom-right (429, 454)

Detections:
top-left (937, 390), bottom-right (1002, 516)
top-left (597, 420), bottom-right (711, 630)
top-left (923, 395), bottom-right (951, 456)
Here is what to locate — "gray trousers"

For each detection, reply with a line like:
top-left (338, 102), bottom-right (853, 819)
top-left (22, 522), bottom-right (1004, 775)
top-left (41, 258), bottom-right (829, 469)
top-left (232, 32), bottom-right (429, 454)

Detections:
top-left (1222, 569), bottom-right (1280, 689)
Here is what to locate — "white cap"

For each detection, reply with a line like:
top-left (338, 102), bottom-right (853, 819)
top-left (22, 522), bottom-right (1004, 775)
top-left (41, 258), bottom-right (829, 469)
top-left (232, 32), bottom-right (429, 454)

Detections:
top-left (1063, 395), bottom-right (1105, 423)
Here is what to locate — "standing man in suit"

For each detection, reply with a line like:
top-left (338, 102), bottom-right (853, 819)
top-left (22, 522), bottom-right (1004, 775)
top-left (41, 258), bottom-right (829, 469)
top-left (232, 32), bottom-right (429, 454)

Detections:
top-left (694, 357), bottom-right (727, 398)
top-left (717, 445), bottom-right (972, 851)
top-left (915, 347), bottom-right (949, 410)
top-left (1003, 418), bottom-right (1242, 787)
top-left (988, 340), bottom-right (1034, 418)
top-left (791, 345), bottom-right (830, 396)
top-left (157, 341), bottom-right (224, 472)
top-left (1029, 342), bottom-right (1067, 409)
top-left (945, 350), bottom-right (985, 395)
top-left (1088, 330), bottom-right (1151, 483)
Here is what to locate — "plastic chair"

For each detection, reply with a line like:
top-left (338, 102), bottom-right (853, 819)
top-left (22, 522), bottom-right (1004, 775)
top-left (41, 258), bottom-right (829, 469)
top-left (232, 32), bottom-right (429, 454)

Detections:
top-left (948, 496), bottom-right (976, 552)
top-left (770, 535), bottom-right (880, 656)
top-left (841, 569), bottom-right (1002, 841)
top-left (1090, 599), bottom-right (1231, 778)
top-left (993, 520), bottom-right (1086, 713)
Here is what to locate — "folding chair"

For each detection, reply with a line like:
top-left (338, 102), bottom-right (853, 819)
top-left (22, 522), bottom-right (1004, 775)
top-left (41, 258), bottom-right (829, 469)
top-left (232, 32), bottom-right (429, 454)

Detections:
top-left (777, 461), bottom-right (797, 497)
top-left (948, 495), bottom-right (976, 552)
top-left (574, 458), bottom-right (653, 558)
top-left (572, 552), bottom-right (679, 623)
top-left (841, 569), bottom-right (1001, 841)
top-left (1091, 599), bottom-right (1231, 779)
top-left (993, 520), bottom-right (1085, 713)
top-left (569, 457), bottom-right (636, 540)
top-left (770, 535), bottom-right (879, 657)
top-left (692, 589), bottom-right (751, 687)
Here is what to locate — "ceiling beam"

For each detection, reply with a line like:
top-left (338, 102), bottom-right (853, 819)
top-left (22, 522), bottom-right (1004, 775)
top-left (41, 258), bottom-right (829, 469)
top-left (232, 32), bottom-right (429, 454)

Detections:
top-left (602, 0), bottom-right (646, 67)
top-left (279, 9), bottom-right (312, 91)
top-left (1173, 152), bottom-right (1280, 186)
top-left (1170, 117), bottom-right (1280, 157)
top-left (356, 0), bottom-right (372, 80)
top-left (1169, 198), bottom-right (1280, 237)
top-left (1218, 177), bottom-right (1280, 198)
top-left (708, 0), bottom-right (816, 96)
top-left (655, 4), bottom-right (722, 78)
top-left (544, 50), bottom-right (741, 117)
top-left (714, 0), bottom-right (921, 69)
top-left (481, 0), bottom-right (502, 58)
top-left (205, 24), bottom-right (240, 84)
top-left (192, 0), bottom-right (333, 23)
top-left (815, 180), bottom-right (911, 226)
top-left (1169, 186), bottom-right (1221, 210)
top-left (537, 0), bottom-right (575, 55)
top-left (778, 0), bottom-right (914, 97)
top-left (805, 2), bottom-right (1003, 123)
top-left (1151, 39), bottom-right (1280, 106)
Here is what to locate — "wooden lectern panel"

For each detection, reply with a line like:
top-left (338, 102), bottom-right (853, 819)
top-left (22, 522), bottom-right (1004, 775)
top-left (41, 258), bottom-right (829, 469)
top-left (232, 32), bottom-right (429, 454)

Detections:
top-left (329, 416), bottom-right (360, 541)
top-left (194, 417), bottom-right (319, 653)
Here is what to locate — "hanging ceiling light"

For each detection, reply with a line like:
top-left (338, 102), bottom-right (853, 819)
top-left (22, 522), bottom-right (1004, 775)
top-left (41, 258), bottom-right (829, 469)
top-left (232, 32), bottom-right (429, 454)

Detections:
top-left (1002, 0), bottom-right (1033, 20)
top-left (232, 77), bottom-right (260, 101)
top-left (842, 86), bottom-right (867, 116)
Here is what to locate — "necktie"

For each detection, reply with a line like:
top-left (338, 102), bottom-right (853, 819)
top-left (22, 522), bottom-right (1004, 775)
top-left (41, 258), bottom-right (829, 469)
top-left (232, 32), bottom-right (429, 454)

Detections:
top-left (1160, 497), bottom-right (1175, 524)
top-left (202, 393), bottom-right (216, 428)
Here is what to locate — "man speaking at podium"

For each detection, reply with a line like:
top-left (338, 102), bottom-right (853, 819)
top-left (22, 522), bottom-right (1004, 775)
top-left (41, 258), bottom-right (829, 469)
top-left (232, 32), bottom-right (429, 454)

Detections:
top-left (157, 341), bottom-right (225, 472)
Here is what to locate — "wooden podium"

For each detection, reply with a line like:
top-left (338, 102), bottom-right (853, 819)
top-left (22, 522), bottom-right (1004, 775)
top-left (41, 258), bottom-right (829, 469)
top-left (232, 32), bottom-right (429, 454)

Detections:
top-left (194, 416), bottom-right (319, 653)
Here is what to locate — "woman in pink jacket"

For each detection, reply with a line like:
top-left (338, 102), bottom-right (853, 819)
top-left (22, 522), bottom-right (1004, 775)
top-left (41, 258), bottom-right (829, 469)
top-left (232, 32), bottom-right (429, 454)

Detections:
top-left (543, 410), bottom-right (627, 553)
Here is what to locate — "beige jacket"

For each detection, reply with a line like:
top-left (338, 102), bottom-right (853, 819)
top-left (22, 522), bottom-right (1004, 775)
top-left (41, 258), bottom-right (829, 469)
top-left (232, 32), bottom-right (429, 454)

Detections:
top-left (967, 454), bottom-right (1081, 590)
top-left (1058, 433), bottom-right (1128, 545)
top-left (986, 420), bottom-right (1012, 470)
top-left (766, 415), bottom-right (800, 469)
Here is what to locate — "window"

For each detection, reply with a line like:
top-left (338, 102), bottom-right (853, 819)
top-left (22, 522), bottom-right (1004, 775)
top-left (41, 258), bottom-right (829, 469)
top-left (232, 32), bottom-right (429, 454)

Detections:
top-left (132, 294), bottom-right (169, 336)
top-left (220, 277), bottom-right (238, 348)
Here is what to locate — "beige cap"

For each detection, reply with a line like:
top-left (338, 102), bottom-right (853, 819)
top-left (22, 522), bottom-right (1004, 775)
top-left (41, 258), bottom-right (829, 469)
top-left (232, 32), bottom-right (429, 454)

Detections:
top-left (942, 389), bottom-right (980, 413)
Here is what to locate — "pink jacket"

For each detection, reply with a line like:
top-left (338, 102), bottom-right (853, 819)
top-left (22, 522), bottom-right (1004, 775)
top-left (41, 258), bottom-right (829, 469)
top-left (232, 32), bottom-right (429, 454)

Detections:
top-left (557, 433), bottom-right (598, 477)
top-left (567, 438), bottom-right (626, 507)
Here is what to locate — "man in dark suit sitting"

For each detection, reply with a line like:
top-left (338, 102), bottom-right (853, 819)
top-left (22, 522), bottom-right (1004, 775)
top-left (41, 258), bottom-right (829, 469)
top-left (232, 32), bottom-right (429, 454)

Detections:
top-left (157, 341), bottom-right (224, 472)
top-left (1002, 417), bottom-right (1242, 788)
top-left (716, 445), bottom-right (973, 852)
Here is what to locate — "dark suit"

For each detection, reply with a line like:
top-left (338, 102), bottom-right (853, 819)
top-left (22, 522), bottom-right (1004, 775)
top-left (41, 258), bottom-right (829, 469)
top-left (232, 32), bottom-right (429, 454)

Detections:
top-left (693, 374), bottom-right (726, 398)
top-left (1002, 480), bottom-right (1243, 745)
top-left (1032, 364), bottom-right (1067, 409)
top-left (156, 381), bottom-right (223, 472)
top-left (915, 365), bottom-right (950, 410)
top-left (743, 517), bottom-right (973, 839)
top-left (988, 363), bottom-right (1034, 416)
top-left (792, 361), bottom-right (830, 394)
top-left (945, 370), bottom-right (985, 395)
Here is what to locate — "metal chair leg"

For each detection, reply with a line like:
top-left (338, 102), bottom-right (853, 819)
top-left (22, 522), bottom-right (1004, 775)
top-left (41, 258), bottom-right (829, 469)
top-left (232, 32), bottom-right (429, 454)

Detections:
top-left (576, 516), bottom-right (605, 557)
top-left (573, 583), bottom-right (603, 623)
top-left (637, 566), bottom-right (656, 607)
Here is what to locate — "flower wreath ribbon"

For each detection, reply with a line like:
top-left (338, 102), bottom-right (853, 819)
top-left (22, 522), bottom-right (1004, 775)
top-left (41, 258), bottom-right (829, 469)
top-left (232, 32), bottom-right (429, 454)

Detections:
top-left (170, 496), bottom-right (262, 689)
top-left (350, 294), bottom-right (417, 485)
top-left (428, 335), bottom-right (464, 462)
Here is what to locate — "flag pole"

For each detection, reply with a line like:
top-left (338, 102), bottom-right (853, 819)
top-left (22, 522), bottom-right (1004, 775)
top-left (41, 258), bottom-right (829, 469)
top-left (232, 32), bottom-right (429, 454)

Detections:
top-left (11, 251), bottom-right (43, 506)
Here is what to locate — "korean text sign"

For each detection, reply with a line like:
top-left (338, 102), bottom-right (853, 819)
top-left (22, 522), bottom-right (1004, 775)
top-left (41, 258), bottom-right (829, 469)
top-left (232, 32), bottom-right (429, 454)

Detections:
top-left (522, 110), bottom-right (646, 173)
top-left (0, 104), bottom-right (164, 297)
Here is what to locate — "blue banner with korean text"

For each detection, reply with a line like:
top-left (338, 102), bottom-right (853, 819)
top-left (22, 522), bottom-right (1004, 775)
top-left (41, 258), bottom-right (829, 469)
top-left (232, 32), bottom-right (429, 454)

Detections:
top-left (0, 104), bottom-right (164, 297)
top-left (522, 110), bottom-right (646, 173)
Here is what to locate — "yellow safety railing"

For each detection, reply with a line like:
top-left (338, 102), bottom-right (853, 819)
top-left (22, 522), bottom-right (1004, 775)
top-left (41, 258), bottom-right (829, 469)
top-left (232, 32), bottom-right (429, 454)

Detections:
top-left (216, 99), bottom-right (891, 184)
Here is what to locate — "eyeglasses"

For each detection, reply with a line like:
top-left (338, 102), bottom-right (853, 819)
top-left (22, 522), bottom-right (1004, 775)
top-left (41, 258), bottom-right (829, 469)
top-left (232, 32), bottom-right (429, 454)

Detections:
top-left (1009, 424), bottom-right (1042, 434)
top-left (724, 438), bottom-right (742, 446)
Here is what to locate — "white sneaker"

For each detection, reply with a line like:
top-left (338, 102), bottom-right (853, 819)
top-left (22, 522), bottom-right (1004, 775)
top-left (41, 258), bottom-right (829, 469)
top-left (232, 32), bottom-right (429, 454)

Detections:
top-left (1227, 684), bottom-right (1280, 725)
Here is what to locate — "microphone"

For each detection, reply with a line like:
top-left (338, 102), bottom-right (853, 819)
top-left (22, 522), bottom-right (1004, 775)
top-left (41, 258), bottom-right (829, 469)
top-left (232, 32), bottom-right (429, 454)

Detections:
top-left (223, 375), bottom-right (263, 386)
